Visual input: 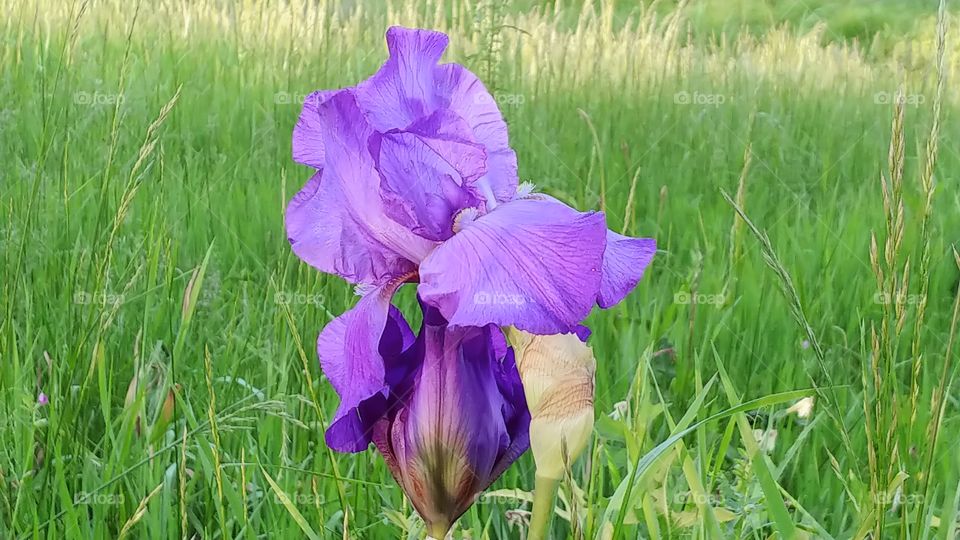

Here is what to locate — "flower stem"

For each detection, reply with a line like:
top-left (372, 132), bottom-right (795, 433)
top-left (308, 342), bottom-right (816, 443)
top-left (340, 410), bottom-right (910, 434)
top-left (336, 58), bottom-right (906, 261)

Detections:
top-left (528, 474), bottom-right (560, 540)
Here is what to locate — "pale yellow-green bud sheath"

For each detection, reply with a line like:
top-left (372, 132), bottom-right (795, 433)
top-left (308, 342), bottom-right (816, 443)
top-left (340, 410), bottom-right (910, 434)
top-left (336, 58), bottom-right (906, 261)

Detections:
top-left (426, 522), bottom-right (450, 540)
top-left (528, 475), bottom-right (560, 540)
top-left (505, 328), bottom-right (596, 540)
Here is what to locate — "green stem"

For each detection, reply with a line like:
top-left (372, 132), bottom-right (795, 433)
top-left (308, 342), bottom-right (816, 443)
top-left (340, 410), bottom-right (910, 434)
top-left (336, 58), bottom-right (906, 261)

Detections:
top-left (529, 475), bottom-right (561, 540)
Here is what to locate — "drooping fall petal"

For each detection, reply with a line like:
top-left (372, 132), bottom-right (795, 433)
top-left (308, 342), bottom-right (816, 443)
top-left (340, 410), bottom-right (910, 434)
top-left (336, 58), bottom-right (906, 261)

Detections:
top-left (598, 231), bottom-right (657, 309)
top-left (418, 197), bottom-right (608, 334)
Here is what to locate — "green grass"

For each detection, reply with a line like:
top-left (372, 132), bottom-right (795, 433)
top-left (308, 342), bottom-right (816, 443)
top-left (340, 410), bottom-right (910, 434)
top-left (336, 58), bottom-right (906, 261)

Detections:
top-left (2, 0), bottom-right (959, 538)
top-left (514, 0), bottom-right (948, 54)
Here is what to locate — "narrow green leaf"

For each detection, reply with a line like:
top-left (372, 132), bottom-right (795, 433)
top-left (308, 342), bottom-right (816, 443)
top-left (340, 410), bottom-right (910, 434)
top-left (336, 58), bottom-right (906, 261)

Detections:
top-left (260, 466), bottom-right (323, 540)
top-left (714, 351), bottom-right (797, 539)
top-left (602, 385), bottom-right (816, 533)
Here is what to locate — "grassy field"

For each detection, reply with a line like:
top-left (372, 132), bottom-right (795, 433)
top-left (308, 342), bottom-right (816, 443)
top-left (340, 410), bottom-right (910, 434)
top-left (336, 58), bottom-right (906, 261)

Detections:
top-left (2, 0), bottom-right (960, 538)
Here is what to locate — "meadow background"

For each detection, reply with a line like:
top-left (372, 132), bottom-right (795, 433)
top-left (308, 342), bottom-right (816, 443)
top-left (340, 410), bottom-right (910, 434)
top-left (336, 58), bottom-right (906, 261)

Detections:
top-left (2, 0), bottom-right (960, 538)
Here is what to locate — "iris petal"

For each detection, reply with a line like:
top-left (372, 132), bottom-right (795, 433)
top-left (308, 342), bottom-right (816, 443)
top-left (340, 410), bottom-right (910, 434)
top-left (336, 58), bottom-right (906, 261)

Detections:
top-left (418, 197), bottom-right (607, 334)
top-left (292, 90), bottom-right (337, 169)
top-left (355, 27), bottom-right (518, 203)
top-left (319, 281), bottom-right (411, 452)
top-left (285, 91), bottom-right (438, 285)
top-left (371, 111), bottom-right (486, 241)
top-left (434, 63), bottom-right (518, 203)
top-left (598, 232), bottom-right (656, 308)
top-left (355, 27), bottom-right (449, 132)
top-left (489, 345), bottom-right (531, 480)
top-left (405, 109), bottom-right (489, 184)
top-left (406, 309), bottom-right (507, 474)
top-left (373, 301), bottom-right (530, 533)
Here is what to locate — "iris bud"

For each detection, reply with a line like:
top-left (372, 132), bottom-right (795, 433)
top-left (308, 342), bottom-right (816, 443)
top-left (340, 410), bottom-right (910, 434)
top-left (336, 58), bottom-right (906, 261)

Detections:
top-left (506, 328), bottom-right (595, 479)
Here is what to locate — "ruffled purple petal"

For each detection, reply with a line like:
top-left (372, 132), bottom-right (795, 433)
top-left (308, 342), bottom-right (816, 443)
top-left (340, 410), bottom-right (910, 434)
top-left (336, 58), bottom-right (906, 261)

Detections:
top-left (598, 232), bottom-right (656, 308)
top-left (434, 63), bottom-right (518, 202)
top-left (406, 109), bottom-right (488, 184)
top-left (320, 282), bottom-right (412, 452)
top-left (355, 27), bottom-right (449, 132)
top-left (292, 90), bottom-right (337, 169)
top-left (371, 111), bottom-right (486, 240)
top-left (285, 91), bottom-right (438, 285)
top-left (417, 197), bottom-right (607, 334)
top-left (355, 26), bottom-right (518, 204)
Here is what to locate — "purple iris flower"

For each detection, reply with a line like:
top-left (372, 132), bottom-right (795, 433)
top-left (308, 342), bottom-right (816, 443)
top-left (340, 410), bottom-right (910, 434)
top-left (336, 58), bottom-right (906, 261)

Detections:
top-left (286, 26), bottom-right (655, 451)
top-left (371, 299), bottom-right (529, 537)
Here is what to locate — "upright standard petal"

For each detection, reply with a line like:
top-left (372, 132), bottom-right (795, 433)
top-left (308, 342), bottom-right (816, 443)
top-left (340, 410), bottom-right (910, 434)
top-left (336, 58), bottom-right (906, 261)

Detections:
top-left (434, 63), bottom-right (518, 203)
top-left (319, 280), bottom-right (413, 452)
top-left (354, 27), bottom-right (450, 131)
top-left (418, 197), bottom-right (607, 334)
top-left (355, 26), bottom-right (518, 204)
top-left (597, 232), bottom-right (656, 308)
top-left (371, 110), bottom-right (486, 241)
top-left (285, 91), bottom-right (438, 285)
top-left (292, 90), bottom-right (337, 169)
top-left (374, 302), bottom-right (530, 538)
